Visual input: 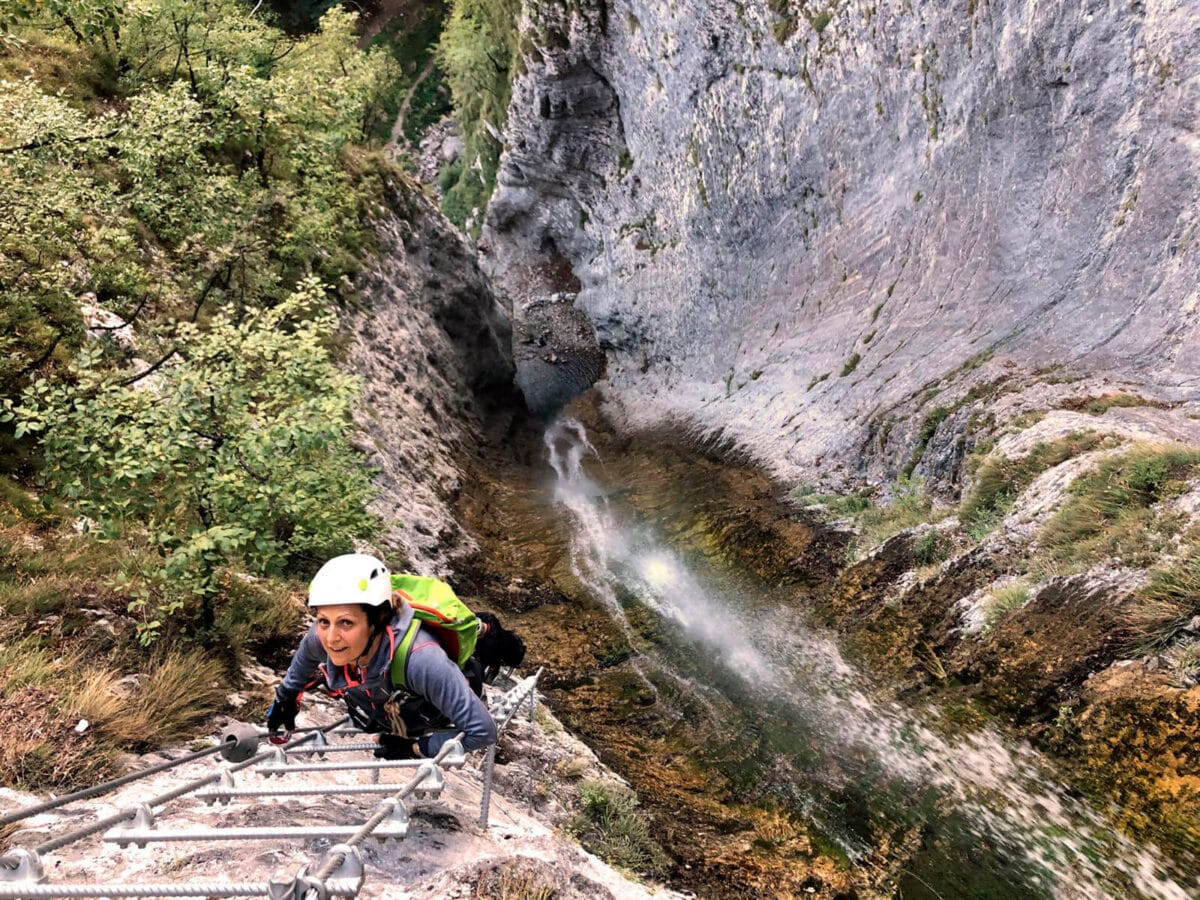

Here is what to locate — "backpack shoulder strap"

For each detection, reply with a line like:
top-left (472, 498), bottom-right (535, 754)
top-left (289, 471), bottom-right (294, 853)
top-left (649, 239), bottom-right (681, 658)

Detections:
top-left (389, 617), bottom-right (423, 692)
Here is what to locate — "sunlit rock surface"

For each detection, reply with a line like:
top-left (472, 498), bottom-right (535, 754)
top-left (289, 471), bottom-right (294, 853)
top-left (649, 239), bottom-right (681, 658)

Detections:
top-left (485, 0), bottom-right (1200, 487)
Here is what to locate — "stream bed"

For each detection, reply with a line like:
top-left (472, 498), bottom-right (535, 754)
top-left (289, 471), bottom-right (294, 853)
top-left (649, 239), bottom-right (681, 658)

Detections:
top-left (461, 408), bottom-right (1198, 898)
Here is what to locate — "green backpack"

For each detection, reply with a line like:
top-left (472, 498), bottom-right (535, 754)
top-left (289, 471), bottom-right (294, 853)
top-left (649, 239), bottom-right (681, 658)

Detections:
top-left (388, 573), bottom-right (479, 691)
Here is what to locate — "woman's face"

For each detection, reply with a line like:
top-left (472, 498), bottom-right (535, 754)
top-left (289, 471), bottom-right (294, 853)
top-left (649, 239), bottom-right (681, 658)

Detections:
top-left (314, 603), bottom-right (371, 666)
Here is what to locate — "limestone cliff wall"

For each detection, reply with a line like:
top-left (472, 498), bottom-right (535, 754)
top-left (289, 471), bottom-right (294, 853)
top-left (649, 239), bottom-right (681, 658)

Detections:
top-left (485, 0), bottom-right (1200, 488)
top-left (349, 176), bottom-right (516, 573)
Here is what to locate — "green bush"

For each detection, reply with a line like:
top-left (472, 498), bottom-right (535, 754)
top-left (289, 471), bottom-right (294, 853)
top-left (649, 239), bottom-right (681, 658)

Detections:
top-left (441, 164), bottom-right (493, 232)
top-left (912, 529), bottom-right (950, 567)
top-left (8, 284), bottom-right (378, 643)
top-left (567, 780), bottom-right (669, 876)
top-left (1, 4), bottom-right (394, 640)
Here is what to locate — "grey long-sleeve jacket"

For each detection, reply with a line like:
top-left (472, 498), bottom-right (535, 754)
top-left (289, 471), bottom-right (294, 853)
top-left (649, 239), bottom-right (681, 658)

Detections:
top-left (280, 603), bottom-right (497, 755)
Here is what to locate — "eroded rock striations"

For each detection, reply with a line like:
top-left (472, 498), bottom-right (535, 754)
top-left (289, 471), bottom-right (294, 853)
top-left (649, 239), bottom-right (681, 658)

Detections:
top-left (349, 177), bottom-right (516, 573)
top-left (485, 0), bottom-right (1200, 488)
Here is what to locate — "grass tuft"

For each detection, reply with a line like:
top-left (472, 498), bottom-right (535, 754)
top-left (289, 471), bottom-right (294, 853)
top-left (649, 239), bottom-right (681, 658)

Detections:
top-left (1038, 445), bottom-right (1200, 569)
top-left (961, 432), bottom-right (1108, 538)
top-left (1122, 543), bottom-right (1200, 655)
top-left (982, 582), bottom-right (1030, 632)
top-left (567, 780), bottom-right (669, 876)
top-left (71, 649), bottom-right (227, 752)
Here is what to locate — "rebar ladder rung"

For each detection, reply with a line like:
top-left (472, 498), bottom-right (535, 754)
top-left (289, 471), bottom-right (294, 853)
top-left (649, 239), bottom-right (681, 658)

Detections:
top-left (105, 825), bottom-right (409, 846)
top-left (196, 783), bottom-right (425, 802)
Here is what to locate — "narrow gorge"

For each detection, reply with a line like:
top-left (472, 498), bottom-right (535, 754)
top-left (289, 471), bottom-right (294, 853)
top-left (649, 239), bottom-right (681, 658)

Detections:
top-left (434, 0), bottom-right (1200, 895)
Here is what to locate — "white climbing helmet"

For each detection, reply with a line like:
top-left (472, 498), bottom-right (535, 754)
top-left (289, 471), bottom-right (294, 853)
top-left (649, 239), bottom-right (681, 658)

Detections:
top-left (308, 553), bottom-right (392, 608)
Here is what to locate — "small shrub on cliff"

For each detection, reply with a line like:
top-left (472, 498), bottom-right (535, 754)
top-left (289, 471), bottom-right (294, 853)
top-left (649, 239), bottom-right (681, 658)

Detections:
top-left (912, 529), bottom-right (950, 567)
top-left (567, 780), bottom-right (669, 876)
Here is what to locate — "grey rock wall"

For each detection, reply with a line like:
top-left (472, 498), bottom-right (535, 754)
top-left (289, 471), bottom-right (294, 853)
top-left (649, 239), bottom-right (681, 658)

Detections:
top-left (485, 0), bottom-right (1200, 488)
top-left (349, 177), bottom-right (515, 574)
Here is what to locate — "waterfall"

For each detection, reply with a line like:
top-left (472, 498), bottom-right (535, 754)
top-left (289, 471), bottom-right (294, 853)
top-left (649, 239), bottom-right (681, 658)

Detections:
top-left (543, 417), bottom-right (1197, 900)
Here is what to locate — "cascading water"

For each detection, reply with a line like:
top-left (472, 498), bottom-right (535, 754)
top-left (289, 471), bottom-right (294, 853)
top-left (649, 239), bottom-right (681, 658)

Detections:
top-left (543, 417), bottom-right (1198, 899)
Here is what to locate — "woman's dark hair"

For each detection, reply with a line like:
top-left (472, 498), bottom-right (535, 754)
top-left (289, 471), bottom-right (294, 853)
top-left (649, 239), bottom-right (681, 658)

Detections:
top-left (363, 601), bottom-right (397, 631)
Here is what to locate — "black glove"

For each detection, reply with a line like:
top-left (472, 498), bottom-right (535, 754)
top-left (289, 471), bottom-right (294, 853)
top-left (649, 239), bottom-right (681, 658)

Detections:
top-left (374, 733), bottom-right (420, 760)
top-left (266, 687), bottom-right (299, 743)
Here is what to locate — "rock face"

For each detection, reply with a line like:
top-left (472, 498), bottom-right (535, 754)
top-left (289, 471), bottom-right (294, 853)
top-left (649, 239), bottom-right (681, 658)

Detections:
top-left (485, 0), bottom-right (1200, 487)
top-left (349, 177), bottom-right (516, 574)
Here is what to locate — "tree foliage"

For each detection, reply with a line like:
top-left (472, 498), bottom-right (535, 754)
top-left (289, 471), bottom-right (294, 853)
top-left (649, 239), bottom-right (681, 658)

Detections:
top-left (1, 1), bottom-right (394, 640)
top-left (435, 0), bottom-right (520, 233)
top-left (1, 1), bottom-right (396, 397)
top-left (7, 281), bottom-right (377, 641)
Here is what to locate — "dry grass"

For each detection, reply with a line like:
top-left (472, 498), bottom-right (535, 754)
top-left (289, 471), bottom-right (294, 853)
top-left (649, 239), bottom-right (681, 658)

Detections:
top-left (211, 573), bottom-right (307, 670)
top-left (71, 650), bottom-right (228, 751)
top-left (0, 640), bottom-right (228, 791)
top-left (0, 639), bottom-right (75, 699)
top-left (471, 860), bottom-right (559, 900)
top-left (1123, 542), bottom-right (1200, 655)
top-left (751, 807), bottom-right (807, 851)
top-left (0, 687), bottom-right (115, 791)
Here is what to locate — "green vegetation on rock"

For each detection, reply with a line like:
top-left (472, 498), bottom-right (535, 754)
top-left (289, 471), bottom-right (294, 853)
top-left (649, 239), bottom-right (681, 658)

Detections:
top-left (367, 0), bottom-right (454, 147)
top-left (1039, 445), bottom-right (1200, 571)
top-left (960, 432), bottom-right (1108, 538)
top-left (0, 0), bottom-right (395, 789)
top-left (567, 780), bottom-right (669, 876)
top-left (436, 0), bottom-right (521, 233)
top-left (1125, 542), bottom-right (1200, 654)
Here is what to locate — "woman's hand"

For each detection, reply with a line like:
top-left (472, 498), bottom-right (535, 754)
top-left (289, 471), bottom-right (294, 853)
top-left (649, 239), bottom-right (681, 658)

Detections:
top-left (374, 733), bottom-right (420, 759)
top-left (266, 687), bottom-right (299, 744)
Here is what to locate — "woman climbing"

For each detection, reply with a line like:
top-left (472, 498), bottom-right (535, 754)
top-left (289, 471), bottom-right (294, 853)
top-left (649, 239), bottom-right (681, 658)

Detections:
top-left (266, 553), bottom-right (517, 759)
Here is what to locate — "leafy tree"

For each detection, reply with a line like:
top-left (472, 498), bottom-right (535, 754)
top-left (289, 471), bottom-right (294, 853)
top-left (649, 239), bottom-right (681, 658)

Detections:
top-left (1, 3), bottom-right (396, 397)
top-left (2, 2), bottom-right (403, 641)
top-left (6, 279), bottom-right (377, 642)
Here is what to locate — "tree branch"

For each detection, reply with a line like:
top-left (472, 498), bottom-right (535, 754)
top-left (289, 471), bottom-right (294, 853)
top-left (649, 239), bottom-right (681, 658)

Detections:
top-left (10, 331), bottom-right (63, 382)
top-left (0, 129), bottom-right (119, 156)
top-left (118, 347), bottom-right (177, 387)
top-left (91, 293), bottom-right (153, 330)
